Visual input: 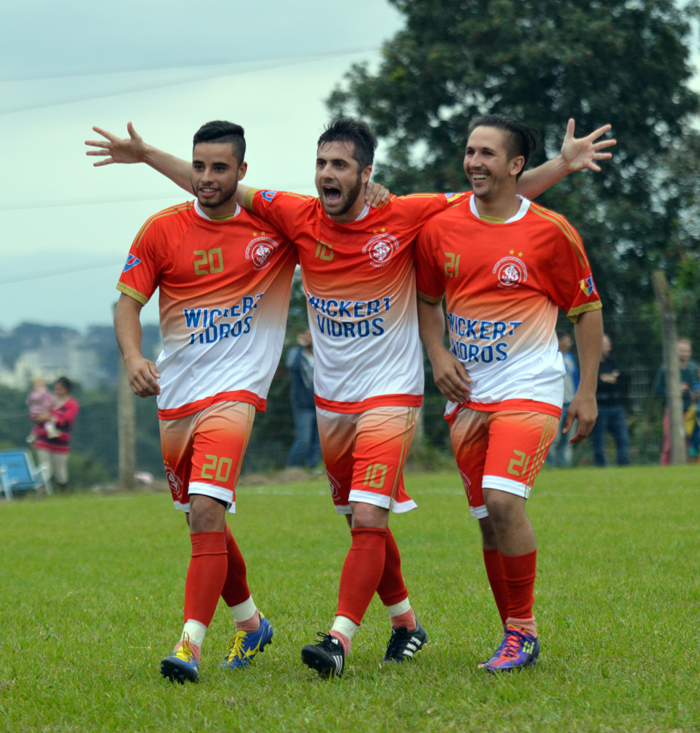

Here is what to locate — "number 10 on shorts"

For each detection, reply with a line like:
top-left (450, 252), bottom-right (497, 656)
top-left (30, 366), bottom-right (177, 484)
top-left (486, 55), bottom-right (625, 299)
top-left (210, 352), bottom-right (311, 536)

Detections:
top-left (364, 463), bottom-right (388, 489)
top-left (201, 454), bottom-right (233, 482)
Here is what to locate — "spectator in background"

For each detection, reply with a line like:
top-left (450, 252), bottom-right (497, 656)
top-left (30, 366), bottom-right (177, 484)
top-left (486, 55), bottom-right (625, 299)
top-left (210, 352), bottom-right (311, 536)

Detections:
top-left (592, 334), bottom-right (630, 466)
top-left (33, 377), bottom-right (80, 490)
top-left (654, 338), bottom-right (698, 465)
top-left (688, 365), bottom-right (700, 463)
top-left (26, 377), bottom-right (59, 444)
top-left (547, 331), bottom-right (580, 467)
top-left (287, 329), bottom-right (321, 469)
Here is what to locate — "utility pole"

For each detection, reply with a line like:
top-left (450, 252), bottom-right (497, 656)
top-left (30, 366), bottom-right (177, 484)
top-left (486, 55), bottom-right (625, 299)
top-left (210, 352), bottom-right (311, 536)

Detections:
top-left (114, 303), bottom-right (136, 488)
top-left (651, 271), bottom-right (686, 464)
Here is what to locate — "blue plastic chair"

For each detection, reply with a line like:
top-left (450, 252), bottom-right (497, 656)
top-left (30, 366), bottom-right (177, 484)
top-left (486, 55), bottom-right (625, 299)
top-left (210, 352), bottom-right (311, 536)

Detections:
top-left (0, 450), bottom-right (52, 500)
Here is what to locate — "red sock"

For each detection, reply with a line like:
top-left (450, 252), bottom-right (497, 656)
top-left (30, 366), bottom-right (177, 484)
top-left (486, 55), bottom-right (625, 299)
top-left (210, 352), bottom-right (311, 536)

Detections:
top-left (183, 531), bottom-right (228, 626)
top-left (336, 527), bottom-right (388, 625)
top-left (376, 528), bottom-right (409, 607)
top-left (501, 549), bottom-right (537, 621)
top-left (220, 524), bottom-right (251, 608)
top-left (483, 549), bottom-right (509, 625)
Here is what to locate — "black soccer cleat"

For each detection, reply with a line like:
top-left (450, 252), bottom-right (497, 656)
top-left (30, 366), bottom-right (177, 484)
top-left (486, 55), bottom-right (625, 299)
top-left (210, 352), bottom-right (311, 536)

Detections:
top-left (383, 620), bottom-right (428, 663)
top-left (301, 633), bottom-right (345, 678)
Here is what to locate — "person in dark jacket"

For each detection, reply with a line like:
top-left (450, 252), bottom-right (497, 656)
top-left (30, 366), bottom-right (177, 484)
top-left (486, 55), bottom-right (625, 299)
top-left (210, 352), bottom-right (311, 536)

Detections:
top-left (592, 334), bottom-right (629, 466)
top-left (287, 329), bottom-right (321, 468)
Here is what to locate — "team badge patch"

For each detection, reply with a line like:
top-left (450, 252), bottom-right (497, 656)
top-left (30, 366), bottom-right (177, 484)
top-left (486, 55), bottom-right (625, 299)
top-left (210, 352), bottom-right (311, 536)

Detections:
top-left (444, 192), bottom-right (462, 204)
top-left (261, 190), bottom-right (277, 202)
top-left (493, 255), bottom-right (528, 289)
top-left (363, 233), bottom-right (400, 268)
top-left (245, 236), bottom-right (279, 270)
top-left (123, 254), bottom-right (142, 272)
top-left (165, 465), bottom-right (184, 500)
top-left (579, 275), bottom-right (597, 297)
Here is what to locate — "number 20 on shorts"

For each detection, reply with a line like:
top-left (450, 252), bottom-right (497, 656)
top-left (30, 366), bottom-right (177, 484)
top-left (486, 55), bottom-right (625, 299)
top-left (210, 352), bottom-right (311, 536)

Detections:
top-left (201, 454), bottom-right (233, 482)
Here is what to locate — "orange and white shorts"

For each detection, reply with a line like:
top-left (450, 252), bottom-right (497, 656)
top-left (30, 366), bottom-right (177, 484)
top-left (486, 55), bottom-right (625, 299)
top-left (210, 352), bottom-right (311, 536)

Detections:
top-left (448, 408), bottom-right (558, 519)
top-left (159, 401), bottom-right (255, 514)
top-left (316, 405), bottom-right (419, 515)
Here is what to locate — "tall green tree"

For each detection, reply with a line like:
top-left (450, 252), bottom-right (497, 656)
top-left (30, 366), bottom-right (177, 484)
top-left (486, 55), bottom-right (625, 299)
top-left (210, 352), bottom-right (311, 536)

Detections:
top-left (328, 0), bottom-right (700, 315)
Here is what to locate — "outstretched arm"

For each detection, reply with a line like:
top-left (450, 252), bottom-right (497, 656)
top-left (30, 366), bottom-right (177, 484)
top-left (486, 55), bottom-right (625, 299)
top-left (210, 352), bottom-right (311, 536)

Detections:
top-left (114, 293), bottom-right (161, 398)
top-left (563, 308), bottom-right (603, 443)
top-left (418, 299), bottom-right (471, 403)
top-left (86, 122), bottom-right (193, 193)
top-left (516, 119), bottom-right (616, 200)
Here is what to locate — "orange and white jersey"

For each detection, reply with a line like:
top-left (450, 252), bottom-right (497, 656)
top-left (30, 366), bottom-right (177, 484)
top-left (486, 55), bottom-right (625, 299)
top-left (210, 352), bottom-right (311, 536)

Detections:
top-left (117, 200), bottom-right (297, 420)
top-left (416, 194), bottom-right (602, 417)
top-left (246, 188), bottom-right (468, 413)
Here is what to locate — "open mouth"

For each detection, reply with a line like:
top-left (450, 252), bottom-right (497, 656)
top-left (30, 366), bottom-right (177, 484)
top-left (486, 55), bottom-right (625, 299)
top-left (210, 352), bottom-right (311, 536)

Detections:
top-left (470, 172), bottom-right (488, 183)
top-left (198, 187), bottom-right (219, 197)
top-left (323, 186), bottom-right (342, 203)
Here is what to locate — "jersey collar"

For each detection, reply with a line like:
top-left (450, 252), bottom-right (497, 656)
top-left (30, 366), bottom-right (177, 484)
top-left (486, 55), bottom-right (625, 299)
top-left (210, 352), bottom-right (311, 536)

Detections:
top-left (194, 199), bottom-right (241, 221)
top-left (469, 194), bottom-right (530, 223)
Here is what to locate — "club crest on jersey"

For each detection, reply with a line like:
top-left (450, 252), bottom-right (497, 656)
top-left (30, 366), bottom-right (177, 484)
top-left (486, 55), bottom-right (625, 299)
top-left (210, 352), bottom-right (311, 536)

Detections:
top-left (493, 256), bottom-right (528, 289)
top-left (327, 471), bottom-right (341, 501)
top-left (164, 465), bottom-right (184, 500)
top-left (123, 254), bottom-right (142, 272)
top-left (579, 275), bottom-right (597, 297)
top-left (363, 233), bottom-right (400, 268)
top-left (261, 190), bottom-right (277, 202)
top-left (245, 236), bottom-right (279, 270)
top-left (444, 192), bottom-right (462, 204)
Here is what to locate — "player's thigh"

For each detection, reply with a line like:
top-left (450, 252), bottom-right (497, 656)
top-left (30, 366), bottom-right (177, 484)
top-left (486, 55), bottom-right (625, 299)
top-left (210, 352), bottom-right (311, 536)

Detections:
top-left (316, 408), bottom-right (358, 513)
top-left (483, 410), bottom-right (559, 499)
top-left (349, 406), bottom-right (419, 513)
top-left (449, 408), bottom-right (490, 518)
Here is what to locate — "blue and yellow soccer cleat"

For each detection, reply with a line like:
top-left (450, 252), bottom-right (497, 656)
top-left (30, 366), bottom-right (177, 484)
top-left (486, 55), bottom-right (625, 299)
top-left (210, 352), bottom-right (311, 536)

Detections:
top-left (161, 633), bottom-right (200, 683)
top-left (220, 614), bottom-right (273, 669)
top-left (484, 625), bottom-right (540, 672)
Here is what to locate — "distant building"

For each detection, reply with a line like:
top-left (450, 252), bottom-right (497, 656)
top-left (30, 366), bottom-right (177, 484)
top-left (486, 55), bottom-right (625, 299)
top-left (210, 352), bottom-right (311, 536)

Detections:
top-left (0, 345), bottom-right (107, 390)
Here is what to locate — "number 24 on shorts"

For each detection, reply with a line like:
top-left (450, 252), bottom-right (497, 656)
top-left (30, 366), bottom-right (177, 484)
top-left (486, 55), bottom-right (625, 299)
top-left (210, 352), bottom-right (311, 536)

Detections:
top-left (201, 454), bottom-right (233, 482)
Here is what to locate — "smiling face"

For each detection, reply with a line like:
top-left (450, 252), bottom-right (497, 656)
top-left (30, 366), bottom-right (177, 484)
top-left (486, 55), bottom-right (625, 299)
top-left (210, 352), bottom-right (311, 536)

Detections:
top-left (191, 142), bottom-right (247, 217)
top-left (315, 140), bottom-right (371, 222)
top-left (463, 126), bottom-right (524, 202)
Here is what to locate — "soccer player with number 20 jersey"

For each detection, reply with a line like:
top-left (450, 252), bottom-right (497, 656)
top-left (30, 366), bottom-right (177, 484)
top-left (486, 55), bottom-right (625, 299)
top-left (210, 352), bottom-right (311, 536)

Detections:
top-left (114, 122), bottom-right (296, 682)
top-left (416, 115), bottom-right (603, 672)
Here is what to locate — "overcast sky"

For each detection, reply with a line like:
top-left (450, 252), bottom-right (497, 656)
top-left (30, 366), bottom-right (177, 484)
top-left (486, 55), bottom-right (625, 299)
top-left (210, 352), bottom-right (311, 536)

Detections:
top-left (0, 1), bottom-right (697, 332)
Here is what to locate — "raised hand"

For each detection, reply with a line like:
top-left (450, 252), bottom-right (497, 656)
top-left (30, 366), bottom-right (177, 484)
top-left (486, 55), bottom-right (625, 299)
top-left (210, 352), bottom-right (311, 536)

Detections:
top-left (85, 122), bottom-right (147, 166)
top-left (561, 119), bottom-right (616, 173)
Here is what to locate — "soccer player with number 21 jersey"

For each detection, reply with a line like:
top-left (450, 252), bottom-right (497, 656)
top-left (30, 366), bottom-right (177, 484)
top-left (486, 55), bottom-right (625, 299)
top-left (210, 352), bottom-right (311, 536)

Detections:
top-left (416, 115), bottom-right (603, 671)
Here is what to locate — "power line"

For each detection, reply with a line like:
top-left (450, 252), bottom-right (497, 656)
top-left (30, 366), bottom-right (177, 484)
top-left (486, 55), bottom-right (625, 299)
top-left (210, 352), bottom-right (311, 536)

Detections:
top-left (0, 47), bottom-right (379, 116)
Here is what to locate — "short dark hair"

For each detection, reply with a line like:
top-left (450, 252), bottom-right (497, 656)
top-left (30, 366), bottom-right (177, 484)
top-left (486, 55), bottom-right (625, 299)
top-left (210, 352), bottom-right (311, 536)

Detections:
top-left (55, 376), bottom-right (73, 393)
top-left (467, 114), bottom-right (539, 178)
top-left (193, 121), bottom-right (246, 164)
top-left (318, 117), bottom-right (377, 171)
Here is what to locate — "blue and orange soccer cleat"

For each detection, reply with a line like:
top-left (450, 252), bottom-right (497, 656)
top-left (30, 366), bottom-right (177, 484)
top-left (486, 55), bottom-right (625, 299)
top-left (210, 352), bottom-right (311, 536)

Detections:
top-left (161, 633), bottom-right (200, 683)
top-left (220, 614), bottom-right (273, 669)
top-left (484, 625), bottom-right (540, 672)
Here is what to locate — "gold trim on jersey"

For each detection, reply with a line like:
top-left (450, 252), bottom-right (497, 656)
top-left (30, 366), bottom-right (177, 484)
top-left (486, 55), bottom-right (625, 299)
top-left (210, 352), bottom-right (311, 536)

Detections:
top-left (243, 187), bottom-right (258, 211)
top-left (417, 291), bottom-right (444, 304)
top-left (480, 215), bottom-right (507, 224)
top-left (131, 202), bottom-right (193, 250)
top-left (528, 203), bottom-right (588, 268)
top-left (567, 300), bottom-right (603, 323)
top-left (116, 282), bottom-right (148, 306)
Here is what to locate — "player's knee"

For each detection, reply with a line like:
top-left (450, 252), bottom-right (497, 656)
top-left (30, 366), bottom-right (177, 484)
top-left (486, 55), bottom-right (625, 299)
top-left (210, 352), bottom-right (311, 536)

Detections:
top-left (189, 495), bottom-right (226, 532)
top-left (350, 501), bottom-right (389, 528)
top-left (483, 490), bottom-right (522, 527)
top-left (478, 516), bottom-right (498, 548)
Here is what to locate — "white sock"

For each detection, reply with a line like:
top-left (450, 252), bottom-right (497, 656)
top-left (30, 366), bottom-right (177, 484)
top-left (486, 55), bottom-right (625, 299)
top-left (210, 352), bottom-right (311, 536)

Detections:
top-left (181, 619), bottom-right (207, 648)
top-left (331, 615), bottom-right (359, 641)
top-left (230, 595), bottom-right (257, 623)
top-left (386, 598), bottom-right (411, 618)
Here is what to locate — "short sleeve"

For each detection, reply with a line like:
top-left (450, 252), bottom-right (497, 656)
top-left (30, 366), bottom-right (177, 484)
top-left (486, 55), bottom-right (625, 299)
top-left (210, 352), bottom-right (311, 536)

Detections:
top-left (246, 188), bottom-right (316, 243)
top-left (116, 218), bottom-right (161, 305)
top-left (415, 223), bottom-right (446, 303)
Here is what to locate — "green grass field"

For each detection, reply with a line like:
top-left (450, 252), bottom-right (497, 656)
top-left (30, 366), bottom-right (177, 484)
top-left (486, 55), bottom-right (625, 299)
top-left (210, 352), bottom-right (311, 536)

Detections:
top-left (1, 466), bottom-right (699, 732)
